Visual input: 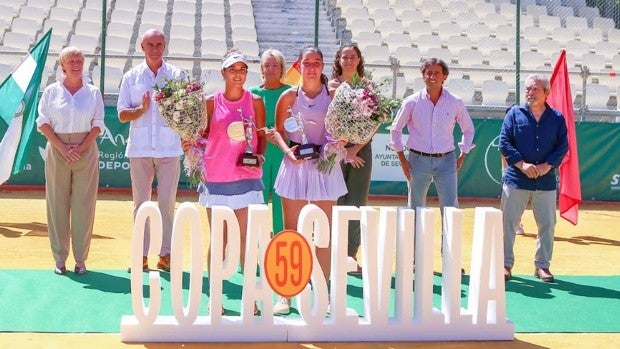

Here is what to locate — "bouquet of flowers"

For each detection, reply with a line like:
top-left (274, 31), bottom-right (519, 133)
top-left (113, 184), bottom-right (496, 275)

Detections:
top-left (317, 74), bottom-right (401, 173)
top-left (154, 76), bottom-right (208, 187)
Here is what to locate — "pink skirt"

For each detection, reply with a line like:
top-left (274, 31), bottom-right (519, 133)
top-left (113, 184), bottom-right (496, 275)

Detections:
top-left (274, 156), bottom-right (347, 201)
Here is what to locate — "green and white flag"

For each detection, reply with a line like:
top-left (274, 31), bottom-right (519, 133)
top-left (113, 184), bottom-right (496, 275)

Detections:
top-left (0, 29), bottom-right (51, 185)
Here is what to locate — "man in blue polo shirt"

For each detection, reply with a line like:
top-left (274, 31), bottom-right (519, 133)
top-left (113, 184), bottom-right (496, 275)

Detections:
top-left (500, 74), bottom-right (568, 282)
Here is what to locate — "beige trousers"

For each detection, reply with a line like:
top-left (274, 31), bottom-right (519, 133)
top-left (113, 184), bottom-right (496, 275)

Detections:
top-left (129, 156), bottom-right (180, 256)
top-left (44, 132), bottom-right (99, 264)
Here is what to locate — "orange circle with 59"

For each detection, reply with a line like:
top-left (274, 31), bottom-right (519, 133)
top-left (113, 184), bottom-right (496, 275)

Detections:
top-left (264, 230), bottom-right (313, 298)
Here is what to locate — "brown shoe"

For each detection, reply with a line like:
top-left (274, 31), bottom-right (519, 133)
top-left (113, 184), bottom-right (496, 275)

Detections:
top-left (534, 268), bottom-right (555, 282)
top-left (504, 266), bottom-right (512, 281)
top-left (157, 254), bottom-right (170, 271)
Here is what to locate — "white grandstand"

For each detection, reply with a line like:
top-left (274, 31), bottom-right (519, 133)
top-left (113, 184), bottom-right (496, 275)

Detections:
top-left (1, 0), bottom-right (619, 115)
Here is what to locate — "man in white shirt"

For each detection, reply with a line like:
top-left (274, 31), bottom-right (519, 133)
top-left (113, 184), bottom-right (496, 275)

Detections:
top-left (117, 28), bottom-right (183, 272)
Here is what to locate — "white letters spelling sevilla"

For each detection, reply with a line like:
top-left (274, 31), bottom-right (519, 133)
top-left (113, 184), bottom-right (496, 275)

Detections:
top-left (121, 203), bottom-right (514, 342)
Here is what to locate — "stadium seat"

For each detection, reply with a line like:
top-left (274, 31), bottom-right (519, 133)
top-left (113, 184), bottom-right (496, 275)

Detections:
top-left (580, 28), bottom-right (604, 46)
top-left (24, 0), bottom-right (53, 11)
top-left (593, 41), bottom-right (618, 61)
top-left (481, 79), bottom-right (509, 106)
top-left (393, 46), bottom-right (421, 65)
top-left (446, 35), bottom-right (473, 53)
top-left (476, 37), bottom-right (504, 56)
top-left (399, 9), bottom-right (424, 25)
top-left (592, 18), bottom-right (615, 38)
top-left (481, 13), bottom-right (510, 31)
top-left (473, 1), bottom-right (496, 16)
top-left (585, 83), bottom-right (610, 110)
top-left (427, 47), bottom-right (453, 64)
top-left (581, 53), bottom-right (608, 73)
top-left (411, 34), bottom-right (439, 57)
top-left (68, 34), bottom-right (98, 54)
top-left (536, 38), bottom-right (563, 60)
top-left (376, 20), bottom-right (405, 37)
top-left (2, 32), bottom-right (33, 51)
top-left (233, 39), bottom-right (259, 58)
top-left (171, 12), bottom-right (196, 26)
top-left (232, 26), bottom-right (257, 41)
top-left (578, 7), bottom-right (600, 26)
top-left (566, 40), bottom-right (592, 60)
top-left (201, 25), bottom-right (226, 40)
top-left (48, 7), bottom-right (78, 22)
top-left (105, 35), bottom-right (131, 54)
top-left (384, 33), bottom-right (413, 54)
top-left (355, 31), bottom-right (383, 49)
top-left (536, 14), bottom-right (561, 36)
top-left (107, 22), bottom-right (133, 37)
top-left (436, 22), bottom-right (462, 42)
top-left (56, 0), bottom-right (85, 9)
top-left (551, 27), bottom-right (577, 43)
top-left (494, 25), bottom-right (516, 46)
top-left (363, 44), bottom-right (391, 64)
top-left (445, 78), bottom-right (475, 104)
top-left (550, 6), bottom-right (575, 26)
top-left (488, 49), bottom-right (515, 68)
top-left (457, 49), bottom-right (484, 67)
top-left (201, 38), bottom-right (227, 59)
top-left (465, 23), bottom-right (491, 42)
top-left (564, 17), bottom-right (588, 36)
top-left (520, 51), bottom-right (546, 69)
top-left (110, 10), bottom-right (137, 25)
top-left (408, 21), bottom-right (432, 37)
top-left (370, 9), bottom-right (398, 25)
top-left (168, 38), bottom-right (195, 57)
top-left (521, 26), bottom-right (548, 42)
top-left (172, 0), bottom-right (196, 14)
top-left (526, 5), bottom-right (548, 20)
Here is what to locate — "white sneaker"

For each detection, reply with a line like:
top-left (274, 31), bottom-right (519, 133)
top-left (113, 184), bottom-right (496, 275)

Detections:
top-left (273, 296), bottom-right (291, 315)
top-left (516, 223), bottom-right (525, 235)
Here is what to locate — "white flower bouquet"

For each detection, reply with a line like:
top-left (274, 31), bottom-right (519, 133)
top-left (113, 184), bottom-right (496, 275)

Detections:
top-left (154, 76), bottom-right (208, 187)
top-left (317, 75), bottom-right (401, 173)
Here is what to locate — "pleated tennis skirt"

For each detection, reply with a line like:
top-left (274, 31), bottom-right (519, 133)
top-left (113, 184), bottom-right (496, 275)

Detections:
top-left (274, 156), bottom-right (347, 201)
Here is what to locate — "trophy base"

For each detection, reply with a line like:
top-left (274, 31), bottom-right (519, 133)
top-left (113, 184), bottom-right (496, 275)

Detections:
top-left (294, 143), bottom-right (321, 160)
top-left (238, 152), bottom-right (260, 167)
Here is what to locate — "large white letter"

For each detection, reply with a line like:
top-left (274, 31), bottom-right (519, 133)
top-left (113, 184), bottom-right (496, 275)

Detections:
top-left (170, 202), bottom-right (204, 326)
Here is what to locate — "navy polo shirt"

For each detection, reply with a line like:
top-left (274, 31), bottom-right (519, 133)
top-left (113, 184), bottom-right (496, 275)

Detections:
top-left (499, 103), bottom-right (569, 191)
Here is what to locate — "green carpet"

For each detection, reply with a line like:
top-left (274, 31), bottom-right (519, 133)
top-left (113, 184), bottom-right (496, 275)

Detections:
top-left (0, 269), bottom-right (618, 333)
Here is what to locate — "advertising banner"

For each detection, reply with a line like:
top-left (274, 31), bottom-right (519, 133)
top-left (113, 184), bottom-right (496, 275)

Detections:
top-left (2, 108), bottom-right (619, 201)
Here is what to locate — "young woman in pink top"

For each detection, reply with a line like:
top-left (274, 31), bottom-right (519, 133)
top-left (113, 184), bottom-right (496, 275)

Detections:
top-left (193, 49), bottom-right (266, 314)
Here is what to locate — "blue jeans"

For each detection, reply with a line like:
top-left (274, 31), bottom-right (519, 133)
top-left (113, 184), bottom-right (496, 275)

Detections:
top-left (500, 184), bottom-right (557, 269)
top-left (407, 151), bottom-right (459, 212)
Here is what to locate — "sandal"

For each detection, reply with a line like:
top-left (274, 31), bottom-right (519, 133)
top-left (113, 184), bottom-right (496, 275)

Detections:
top-left (54, 266), bottom-right (67, 275)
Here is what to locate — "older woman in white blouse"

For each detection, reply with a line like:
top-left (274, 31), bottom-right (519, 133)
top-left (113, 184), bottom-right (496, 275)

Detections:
top-left (37, 46), bottom-right (105, 276)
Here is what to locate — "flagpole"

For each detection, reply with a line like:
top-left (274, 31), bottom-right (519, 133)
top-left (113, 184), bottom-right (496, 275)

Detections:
top-left (100, 0), bottom-right (107, 93)
top-left (314, 0), bottom-right (319, 47)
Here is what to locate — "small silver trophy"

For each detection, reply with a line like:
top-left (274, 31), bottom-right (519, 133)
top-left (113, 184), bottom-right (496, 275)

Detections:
top-left (232, 108), bottom-right (259, 167)
top-left (283, 108), bottom-right (320, 159)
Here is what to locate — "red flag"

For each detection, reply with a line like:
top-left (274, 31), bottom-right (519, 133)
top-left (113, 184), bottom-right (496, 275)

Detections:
top-left (282, 58), bottom-right (302, 86)
top-left (548, 50), bottom-right (581, 225)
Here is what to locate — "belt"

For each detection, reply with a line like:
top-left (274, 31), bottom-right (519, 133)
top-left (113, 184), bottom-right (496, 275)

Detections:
top-left (411, 149), bottom-right (454, 158)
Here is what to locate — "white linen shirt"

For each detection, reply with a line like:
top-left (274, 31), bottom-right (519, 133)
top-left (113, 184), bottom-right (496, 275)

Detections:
top-left (117, 60), bottom-right (184, 158)
top-left (389, 87), bottom-right (475, 154)
top-left (36, 81), bottom-right (105, 134)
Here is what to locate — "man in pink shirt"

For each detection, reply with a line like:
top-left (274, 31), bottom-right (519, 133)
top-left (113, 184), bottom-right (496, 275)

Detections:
top-left (389, 58), bottom-right (475, 264)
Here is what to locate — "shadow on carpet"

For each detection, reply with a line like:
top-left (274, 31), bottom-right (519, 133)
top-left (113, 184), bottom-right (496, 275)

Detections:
top-left (0, 269), bottom-right (618, 333)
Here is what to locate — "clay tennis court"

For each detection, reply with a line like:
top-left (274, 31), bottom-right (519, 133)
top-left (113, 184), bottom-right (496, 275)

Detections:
top-left (0, 187), bottom-right (618, 348)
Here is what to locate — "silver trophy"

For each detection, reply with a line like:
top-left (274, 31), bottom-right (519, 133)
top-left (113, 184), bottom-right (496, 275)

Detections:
top-left (283, 109), bottom-right (320, 159)
top-left (230, 108), bottom-right (259, 167)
